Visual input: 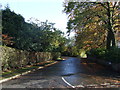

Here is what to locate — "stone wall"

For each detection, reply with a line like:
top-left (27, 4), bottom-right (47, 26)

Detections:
top-left (1, 46), bottom-right (60, 71)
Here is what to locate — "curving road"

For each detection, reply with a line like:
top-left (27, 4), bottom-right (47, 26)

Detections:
top-left (2, 57), bottom-right (120, 88)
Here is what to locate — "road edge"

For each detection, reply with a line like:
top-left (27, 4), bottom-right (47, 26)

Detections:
top-left (0, 61), bottom-right (58, 83)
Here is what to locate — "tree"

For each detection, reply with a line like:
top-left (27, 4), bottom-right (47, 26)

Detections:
top-left (27, 19), bottom-right (67, 52)
top-left (63, 1), bottom-right (120, 50)
top-left (61, 37), bottom-right (79, 56)
top-left (2, 7), bottom-right (25, 36)
top-left (2, 7), bottom-right (68, 52)
top-left (2, 7), bottom-right (25, 48)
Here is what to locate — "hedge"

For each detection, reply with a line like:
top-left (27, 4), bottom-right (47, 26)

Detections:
top-left (1, 46), bottom-right (61, 71)
top-left (86, 48), bottom-right (120, 63)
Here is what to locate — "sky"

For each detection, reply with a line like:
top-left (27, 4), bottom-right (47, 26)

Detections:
top-left (0, 0), bottom-right (73, 36)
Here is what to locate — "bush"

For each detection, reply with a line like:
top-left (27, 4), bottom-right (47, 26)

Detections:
top-left (86, 47), bottom-right (120, 63)
top-left (52, 52), bottom-right (61, 60)
top-left (86, 48), bottom-right (106, 58)
top-left (104, 48), bottom-right (120, 63)
top-left (61, 51), bottom-right (78, 57)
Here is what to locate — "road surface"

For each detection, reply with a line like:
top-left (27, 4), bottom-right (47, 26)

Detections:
top-left (2, 57), bottom-right (120, 88)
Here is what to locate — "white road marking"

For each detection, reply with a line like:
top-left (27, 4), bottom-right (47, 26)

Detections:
top-left (62, 77), bottom-right (75, 88)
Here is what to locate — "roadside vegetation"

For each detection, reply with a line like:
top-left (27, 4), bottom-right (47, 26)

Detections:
top-left (2, 60), bottom-right (55, 80)
top-left (1, 1), bottom-right (120, 79)
top-left (63, 2), bottom-right (120, 63)
top-left (87, 48), bottom-right (120, 63)
top-left (1, 5), bottom-right (79, 76)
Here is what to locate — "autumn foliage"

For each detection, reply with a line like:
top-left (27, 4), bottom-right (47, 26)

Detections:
top-left (2, 34), bottom-right (14, 45)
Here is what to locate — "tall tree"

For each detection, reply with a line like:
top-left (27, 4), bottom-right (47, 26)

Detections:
top-left (2, 7), bottom-right (25, 48)
top-left (2, 7), bottom-right (67, 52)
top-left (63, 1), bottom-right (120, 50)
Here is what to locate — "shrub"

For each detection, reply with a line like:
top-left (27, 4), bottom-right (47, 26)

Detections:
top-left (52, 52), bottom-right (61, 60)
top-left (104, 48), bottom-right (120, 63)
top-left (86, 48), bottom-right (106, 58)
top-left (87, 47), bottom-right (120, 63)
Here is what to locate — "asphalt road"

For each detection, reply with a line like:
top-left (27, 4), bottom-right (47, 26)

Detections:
top-left (2, 57), bottom-right (120, 88)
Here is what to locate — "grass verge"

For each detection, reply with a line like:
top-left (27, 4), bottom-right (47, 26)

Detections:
top-left (1, 60), bottom-right (55, 80)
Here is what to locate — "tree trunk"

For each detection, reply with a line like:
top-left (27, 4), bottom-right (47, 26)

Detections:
top-left (111, 31), bottom-right (116, 47)
top-left (106, 31), bottom-right (111, 49)
top-left (106, 30), bottom-right (116, 50)
top-left (106, 2), bottom-right (116, 50)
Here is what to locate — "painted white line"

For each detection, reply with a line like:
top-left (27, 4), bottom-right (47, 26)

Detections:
top-left (62, 77), bottom-right (75, 88)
